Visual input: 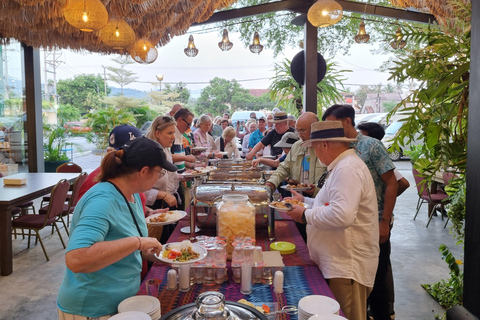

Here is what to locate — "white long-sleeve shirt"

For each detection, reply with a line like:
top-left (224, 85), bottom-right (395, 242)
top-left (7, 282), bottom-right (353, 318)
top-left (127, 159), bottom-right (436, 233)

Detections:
top-left (303, 149), bottom-right (379, 288)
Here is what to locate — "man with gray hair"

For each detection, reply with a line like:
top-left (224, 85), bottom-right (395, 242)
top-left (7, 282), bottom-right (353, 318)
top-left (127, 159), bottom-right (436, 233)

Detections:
top-left (287, 121), bottom-right (379, 320)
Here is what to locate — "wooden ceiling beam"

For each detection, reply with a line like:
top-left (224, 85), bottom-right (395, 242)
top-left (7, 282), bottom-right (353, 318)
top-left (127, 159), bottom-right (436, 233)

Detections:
top-left (195, 0), bottom-right (436, 26)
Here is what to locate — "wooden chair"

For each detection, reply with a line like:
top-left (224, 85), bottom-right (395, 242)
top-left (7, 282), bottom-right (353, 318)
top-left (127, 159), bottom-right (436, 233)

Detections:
top-left (412, 169), bottom-right (450, 227)
top-left (11, 179), bottom-right (70, 261)
top-left (39, 172), bottom-right (88, 236)
top-left (40, 162), bottom-right (82, 207)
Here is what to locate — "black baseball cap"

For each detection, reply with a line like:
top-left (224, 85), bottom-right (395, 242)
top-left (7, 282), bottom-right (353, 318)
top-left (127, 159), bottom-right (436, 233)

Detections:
top-left (109, 125), bottom-right (142, 150)
top-left (121, 137), bottom-right (178, 172)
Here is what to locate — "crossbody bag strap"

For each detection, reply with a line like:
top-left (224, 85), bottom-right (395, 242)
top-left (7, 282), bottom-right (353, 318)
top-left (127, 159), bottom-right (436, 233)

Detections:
top-left (106, 181), bottom-right (144, 237)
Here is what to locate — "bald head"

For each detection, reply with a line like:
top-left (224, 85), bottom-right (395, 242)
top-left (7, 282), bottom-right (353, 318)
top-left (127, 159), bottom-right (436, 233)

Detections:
top-left (170, 104), bottom-right (182, 116)
top-left (295, 112), bottom-right (319, 142)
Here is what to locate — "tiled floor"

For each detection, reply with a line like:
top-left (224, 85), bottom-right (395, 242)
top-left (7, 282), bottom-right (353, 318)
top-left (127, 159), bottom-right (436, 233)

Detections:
top-left (0, 155), bottom-right (462, 319)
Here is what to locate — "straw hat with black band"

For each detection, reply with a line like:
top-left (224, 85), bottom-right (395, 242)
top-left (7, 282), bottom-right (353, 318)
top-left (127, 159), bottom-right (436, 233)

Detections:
top-left (272, 111), bottom-right (289, 123)
top-left (301, 121), bottom-right (357, 148)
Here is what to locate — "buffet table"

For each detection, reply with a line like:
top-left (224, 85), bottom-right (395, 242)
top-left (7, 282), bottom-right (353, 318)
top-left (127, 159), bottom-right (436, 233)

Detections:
top-left (138, 218), bottom-right (341, 319)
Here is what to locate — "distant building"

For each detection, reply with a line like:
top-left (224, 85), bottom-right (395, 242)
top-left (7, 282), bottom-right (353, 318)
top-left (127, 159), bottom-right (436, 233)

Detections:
top-left (361, 92), bottom-right (403, 113)
top-left (248, 89), bottom-right (270, 97)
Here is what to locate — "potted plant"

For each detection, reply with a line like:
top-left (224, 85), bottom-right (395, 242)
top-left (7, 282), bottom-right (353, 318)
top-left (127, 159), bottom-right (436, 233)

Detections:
top-left (43, 124), bottom-right (70, 172)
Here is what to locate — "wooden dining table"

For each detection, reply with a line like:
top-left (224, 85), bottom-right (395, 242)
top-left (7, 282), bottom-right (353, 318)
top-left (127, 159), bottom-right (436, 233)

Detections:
top-left (0, 172), bottom-right (79, 276)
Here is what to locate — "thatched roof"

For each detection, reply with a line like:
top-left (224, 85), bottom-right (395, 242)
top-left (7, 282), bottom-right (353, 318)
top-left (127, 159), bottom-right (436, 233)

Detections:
top-left (0, 0), bottom-right (236, 54)
top-left (389, 0), bottom-right (471, 25)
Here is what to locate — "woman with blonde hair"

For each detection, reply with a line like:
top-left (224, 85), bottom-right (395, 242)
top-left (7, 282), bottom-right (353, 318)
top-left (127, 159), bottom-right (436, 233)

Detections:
top-left (215, 126), bottom-right (240, 159)
top-left (145, 116), bottom-right (181, 210)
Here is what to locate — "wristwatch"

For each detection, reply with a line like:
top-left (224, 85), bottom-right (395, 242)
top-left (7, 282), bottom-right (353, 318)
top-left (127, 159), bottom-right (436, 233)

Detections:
top-left (301, 208), bottom-right (307, 224)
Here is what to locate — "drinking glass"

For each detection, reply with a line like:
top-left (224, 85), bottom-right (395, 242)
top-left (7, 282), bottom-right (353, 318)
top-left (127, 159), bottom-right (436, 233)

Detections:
top-left (146, 279), bottom-right (160, 298)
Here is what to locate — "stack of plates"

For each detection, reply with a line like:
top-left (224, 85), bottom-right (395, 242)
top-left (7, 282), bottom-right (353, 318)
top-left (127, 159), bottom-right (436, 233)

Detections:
top-left (298, 295), bottom-right (340, 320)
top-left (308, 314), bottom-right (347, 320)
top-left (118, 296), bottom-right (161, 320)
top-left (109, 311), bottom-right (151, 320)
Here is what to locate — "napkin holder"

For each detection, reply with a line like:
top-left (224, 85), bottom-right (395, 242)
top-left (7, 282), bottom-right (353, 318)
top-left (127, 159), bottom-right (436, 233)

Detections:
top-left (3, 178), bottom-right (27, 185)
top-left (262, 251), bottom-right (285, 271)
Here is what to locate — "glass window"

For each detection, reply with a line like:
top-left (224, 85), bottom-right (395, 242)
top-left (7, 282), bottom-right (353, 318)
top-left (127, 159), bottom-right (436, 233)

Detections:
top-left (0, 41), bottom-right (27, 175)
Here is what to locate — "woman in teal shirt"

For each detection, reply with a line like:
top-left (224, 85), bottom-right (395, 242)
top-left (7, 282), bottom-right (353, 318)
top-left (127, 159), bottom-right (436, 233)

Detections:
top-left (57, 138), bottom-right (177, 319)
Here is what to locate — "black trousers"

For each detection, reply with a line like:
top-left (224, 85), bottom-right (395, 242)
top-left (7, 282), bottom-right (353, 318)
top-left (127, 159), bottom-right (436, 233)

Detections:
top-left (368, 237), bottom-right (392, 320)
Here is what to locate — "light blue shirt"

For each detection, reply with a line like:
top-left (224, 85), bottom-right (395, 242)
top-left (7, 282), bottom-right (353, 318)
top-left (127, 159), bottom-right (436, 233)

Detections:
top-left (57, 182), bottom-right (147, 318)
top-left (351, 133), bottom-right (396, 219)
top-left (249, 129), bottom-right (264, 148)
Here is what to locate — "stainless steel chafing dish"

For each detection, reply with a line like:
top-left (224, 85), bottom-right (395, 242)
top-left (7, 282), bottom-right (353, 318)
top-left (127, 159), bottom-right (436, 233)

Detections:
top-left (207, 168), bottom-right (263, 183)
top-left (189, 183), bottom-right (275, 241)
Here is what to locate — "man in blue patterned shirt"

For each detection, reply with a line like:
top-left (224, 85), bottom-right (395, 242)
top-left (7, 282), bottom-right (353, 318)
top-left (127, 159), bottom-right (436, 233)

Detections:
top-left (323, 105), bottom-right (398, 320)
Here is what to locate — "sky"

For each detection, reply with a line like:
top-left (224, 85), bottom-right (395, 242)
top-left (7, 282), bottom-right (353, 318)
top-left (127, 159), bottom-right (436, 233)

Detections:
top-left (42, 26), bottom-right (395, 98)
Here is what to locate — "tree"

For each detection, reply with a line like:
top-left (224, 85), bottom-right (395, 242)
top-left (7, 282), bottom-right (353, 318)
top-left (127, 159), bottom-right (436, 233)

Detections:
top-left (147, 90), bottom-right (182, 114)
top-left (163, 82), bottom-right (191, 104)
top-left (194, 77), bottom-right (250, 115)
top-left (57, 104), bottom-right (81, 124)
top-left (56, 74), bottom-right (108, 114)
top-left (106, 57), bottom-right (139, 95)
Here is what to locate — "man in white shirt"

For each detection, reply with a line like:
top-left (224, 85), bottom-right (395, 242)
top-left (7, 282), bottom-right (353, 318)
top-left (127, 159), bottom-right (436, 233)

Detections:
top-left (287, 121), bottom-right (379, 320)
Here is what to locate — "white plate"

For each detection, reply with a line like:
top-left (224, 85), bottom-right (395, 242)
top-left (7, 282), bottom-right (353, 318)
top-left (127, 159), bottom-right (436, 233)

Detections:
top-left (155, 242), bottom-right (207, 265)
top-left (118, 296), bottom-right (160, 314)
top-left (264, 170), bottom-right (276, 175)
top-left (299, 295), bottom-right (340, 316)
top-left (145, 210), bottom-right (186, 225)
top-left (109, 311), bottom-right (151, 320)
top-left (191, 147), bottom-right (208, 151)
top-left (182, 171), bottom-right (207, 178)
top-left (217, 151), bottom-right (229, 156)
top-left (261, 155), bottom-right (277, 159)
top-left (269, 201), bottom-right (307, 212)
top-left (281, 185), bottom-right (312, 191)
top-left (307, 314), bottom-right (346, 320)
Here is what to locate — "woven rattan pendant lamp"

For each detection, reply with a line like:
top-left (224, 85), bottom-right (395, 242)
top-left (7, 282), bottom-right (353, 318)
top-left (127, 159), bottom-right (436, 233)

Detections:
top-left (390, 27), bottom-right (407, 49)
top-left (218, 29), bottom-right (233, 51)
top-left (307, 0), bottom-right (343, 27)
top-left (129, 39), bottom-right (158, 64)
top-left (63, 0), bottom-right (108, 32)
top-left (99, 19), bottom-right (136, 49)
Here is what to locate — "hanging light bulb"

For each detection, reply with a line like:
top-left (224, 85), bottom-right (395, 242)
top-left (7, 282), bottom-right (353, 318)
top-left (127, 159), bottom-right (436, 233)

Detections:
top-left (184, 35), bottom-right (199, 57)
top-left (390, 27), bottom-right (407, 50)
top-left (354, 20), bottom-right (370, 43)
top-left (307, 0), bottom-right (343, 28)
top-left (218, 29), bottom-right (233, 51)
top-left (115, 26), bottom-right (120, 37)
top-left (63, 0), bottom-right (108, 32)
top-left (249, 31), bottom-right (264, 54)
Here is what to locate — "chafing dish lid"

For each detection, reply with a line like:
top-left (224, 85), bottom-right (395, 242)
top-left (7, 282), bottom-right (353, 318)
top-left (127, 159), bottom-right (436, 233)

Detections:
top-left (159, 301), bottom-right (268, 320)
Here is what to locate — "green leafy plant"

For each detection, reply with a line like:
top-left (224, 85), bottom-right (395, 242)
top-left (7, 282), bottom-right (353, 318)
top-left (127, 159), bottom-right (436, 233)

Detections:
top-left (85, 106), bottom-right (136, 151)
top-left (387, 0), bottom-right (470, 310)
top-left (43, 124), bottom-right (70, 162)
top-left (422, 244), bottom-right (463, 310)
top-left (269, 58), bottom-right (349, 117)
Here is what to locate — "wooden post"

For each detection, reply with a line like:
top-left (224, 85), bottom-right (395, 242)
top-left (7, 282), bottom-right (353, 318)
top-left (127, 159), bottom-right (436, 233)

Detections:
top-left (303, 19), bottom-right (317, 114)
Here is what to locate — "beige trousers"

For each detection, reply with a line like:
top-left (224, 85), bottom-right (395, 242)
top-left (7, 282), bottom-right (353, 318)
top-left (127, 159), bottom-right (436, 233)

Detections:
top-left (327, 278), bottom-right (373, 320)
top-left (58, 308), bottom-right (113, 320)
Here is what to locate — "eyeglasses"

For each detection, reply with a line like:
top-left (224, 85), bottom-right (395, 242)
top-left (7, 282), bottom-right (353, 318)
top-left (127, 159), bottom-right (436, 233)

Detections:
top-left (317, 170), bottom-right (331, 189)
top-left (296, 129), bottom-right (308, 135)
top-left (152, 168), bottom-right (167, 178)
top-left (181, 117), bottom-right (192, 127)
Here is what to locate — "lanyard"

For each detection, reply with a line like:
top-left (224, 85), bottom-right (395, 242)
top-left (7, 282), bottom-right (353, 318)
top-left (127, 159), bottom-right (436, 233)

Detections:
top-left (107, 181), bottom-right (144, 237)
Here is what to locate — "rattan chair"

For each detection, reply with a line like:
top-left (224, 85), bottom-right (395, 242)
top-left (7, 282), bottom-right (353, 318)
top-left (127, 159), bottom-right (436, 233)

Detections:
top-left (11, 179), bottom-right (70, 261)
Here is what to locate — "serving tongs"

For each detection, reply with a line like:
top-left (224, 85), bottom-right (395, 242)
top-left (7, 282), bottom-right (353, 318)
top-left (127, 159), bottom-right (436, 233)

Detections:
top-left (265, 305), bottom-right (298, 316)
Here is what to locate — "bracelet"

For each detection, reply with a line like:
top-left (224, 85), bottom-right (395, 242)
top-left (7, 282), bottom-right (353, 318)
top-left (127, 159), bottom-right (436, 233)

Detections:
top-left (136, 236), bottom-right (142, 251)
top-left (160, 192), bottom-right (167, 200)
